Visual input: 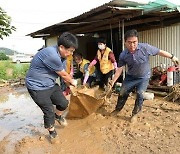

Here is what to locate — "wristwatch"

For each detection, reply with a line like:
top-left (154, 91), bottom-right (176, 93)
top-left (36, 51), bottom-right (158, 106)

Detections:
top-left (170, 54), bottom-right (174, 59)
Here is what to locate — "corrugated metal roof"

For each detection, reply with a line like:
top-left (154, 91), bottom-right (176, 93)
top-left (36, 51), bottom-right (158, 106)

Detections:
top-left (28, 0), bottom-right (180, 38)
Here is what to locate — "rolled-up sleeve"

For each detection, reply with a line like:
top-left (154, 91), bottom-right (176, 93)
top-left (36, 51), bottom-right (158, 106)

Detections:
top-left (145, 43), bottom-right (160, 56)
top-left (41, 54), bottom-right (64, 72)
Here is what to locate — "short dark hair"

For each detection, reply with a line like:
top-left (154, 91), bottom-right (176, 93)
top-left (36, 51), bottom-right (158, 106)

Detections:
top-left (97, 37), bottom-right (106, 44)
top-left (73, 52), bottom-right (83, 59)
top-left (57, 32), bottom-right (78, 49)
top-left (124, 29), bottom-right (138, 41)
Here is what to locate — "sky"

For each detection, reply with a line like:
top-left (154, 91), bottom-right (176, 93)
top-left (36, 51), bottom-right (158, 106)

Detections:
top-left (0, 0), bottom-right (179, 54)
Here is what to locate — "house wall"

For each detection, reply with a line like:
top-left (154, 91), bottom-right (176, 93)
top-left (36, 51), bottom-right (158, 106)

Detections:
top-left (46, 36), bottom-right (58, 46)
top-left (45, 35), bottom-right (97, 61)
top-left (138, 23), bottom-right (180, 69)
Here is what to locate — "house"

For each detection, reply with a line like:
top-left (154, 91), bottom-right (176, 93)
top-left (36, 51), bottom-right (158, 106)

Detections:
top-left (28, 0), bottom-right (180, 69)
top-left (12, 54), bottom-right (33, 63)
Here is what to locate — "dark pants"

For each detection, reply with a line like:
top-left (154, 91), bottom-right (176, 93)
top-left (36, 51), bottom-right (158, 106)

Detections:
top-left (99, 70), bottom-right (113, 89)
top-left (60, 77), bottom-right (67, 91)
top-left (116, 75), bottom-right (149, 115)
top-left (27, 84), bottom-right (69, 129)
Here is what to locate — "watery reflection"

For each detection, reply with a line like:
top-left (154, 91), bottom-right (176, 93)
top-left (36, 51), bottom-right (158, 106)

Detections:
top-left (0, 87), bottom-right (45, 142)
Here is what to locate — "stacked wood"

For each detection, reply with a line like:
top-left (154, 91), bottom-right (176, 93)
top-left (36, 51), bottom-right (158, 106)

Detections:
top-left (164, 83), bottom-right (180, 102)
top-left (148, 85), bottom-right (171, 92)
top-left (146, 89), bottom-right (168, 97)
top-left (147, 85), bottom-right (171, 97)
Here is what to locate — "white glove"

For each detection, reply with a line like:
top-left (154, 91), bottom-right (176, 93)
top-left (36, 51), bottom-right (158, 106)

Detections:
top-left (70, 72), bottom-right (73, 77)
top-left (171, 56), bottom-right (179, 66)
top-left (71, 79), bottom-right (78, 87)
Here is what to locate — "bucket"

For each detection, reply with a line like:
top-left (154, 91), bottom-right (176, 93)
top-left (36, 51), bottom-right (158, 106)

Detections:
top-left (115, 82), bottom-right (122, 93)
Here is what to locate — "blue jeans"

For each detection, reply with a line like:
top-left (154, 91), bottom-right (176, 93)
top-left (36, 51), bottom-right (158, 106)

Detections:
top-left (115, 75), bottom-right (149, 115)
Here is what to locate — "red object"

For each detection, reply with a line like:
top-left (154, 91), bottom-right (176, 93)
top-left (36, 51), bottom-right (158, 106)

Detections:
top-left (167, 66), bottom-right (176, 72)
top-left (63, 87), bottom-right (71, 96)
top-left (159, 74), bottom-right (167, 84)
top-left (167, 65), bottom-right (179, 86)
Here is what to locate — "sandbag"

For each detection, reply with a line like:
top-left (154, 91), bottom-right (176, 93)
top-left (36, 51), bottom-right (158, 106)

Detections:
top-left (67, 86), bottom-right (105, 119)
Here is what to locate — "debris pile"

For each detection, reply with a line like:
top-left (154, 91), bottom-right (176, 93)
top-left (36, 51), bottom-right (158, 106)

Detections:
top-left (0, 78), bottom-right (25, 87)
top-left (149, 66), bottom-right (167, 86)
top-left (164, 83), bottom-right (180, 102)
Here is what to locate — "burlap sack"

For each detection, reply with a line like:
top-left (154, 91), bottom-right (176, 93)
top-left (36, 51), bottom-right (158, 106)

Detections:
top-left (67, 86), bottom-right (105, 119)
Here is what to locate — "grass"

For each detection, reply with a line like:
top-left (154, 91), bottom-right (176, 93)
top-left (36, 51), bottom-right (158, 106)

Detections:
top-left (0, 60), bottom-right (30, 80)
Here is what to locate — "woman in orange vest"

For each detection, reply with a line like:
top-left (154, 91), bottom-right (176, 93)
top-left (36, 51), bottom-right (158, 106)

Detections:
top-left (89, 37), bottom-right (117, 89)
top-left (73, 52), bottom-right (97, 87)
top-left (66, 55), bottom-right (74, 76)
top-left (60, 54), bottom-right (74, 96)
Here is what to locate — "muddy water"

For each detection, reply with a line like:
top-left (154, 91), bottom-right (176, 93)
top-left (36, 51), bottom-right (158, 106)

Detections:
top-left (0, 87), bottom-right (44, 145)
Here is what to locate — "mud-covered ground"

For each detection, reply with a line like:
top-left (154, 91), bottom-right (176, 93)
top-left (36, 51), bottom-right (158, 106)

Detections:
top-left (0, 86), bottom-right (180, 154)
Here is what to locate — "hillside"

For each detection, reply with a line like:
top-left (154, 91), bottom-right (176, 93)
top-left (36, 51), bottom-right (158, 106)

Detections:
top-left (0, 47), bottom-right (18, 55)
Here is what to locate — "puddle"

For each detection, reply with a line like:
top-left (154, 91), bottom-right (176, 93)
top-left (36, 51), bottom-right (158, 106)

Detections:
top-left (0, 87), bottom-right (45, 143)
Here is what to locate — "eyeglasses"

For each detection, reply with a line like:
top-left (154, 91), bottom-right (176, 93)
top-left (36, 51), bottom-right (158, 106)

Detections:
top-left (126, 41), bottom-right (137, 46)
top-left (65, 48), bottom-right (75, 54)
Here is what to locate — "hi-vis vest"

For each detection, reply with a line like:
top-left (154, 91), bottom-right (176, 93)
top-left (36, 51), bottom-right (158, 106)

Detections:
top-left (79, 59), bottom-right (95, 75)
top-left (66, 55), bottom-right (73, 74)
top-left (97, 47), bottom-right (114, 74)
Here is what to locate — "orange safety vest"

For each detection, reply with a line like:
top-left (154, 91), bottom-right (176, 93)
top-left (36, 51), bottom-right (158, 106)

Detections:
top-left (97, 47), bottom-right (114, 74)
top-left (66, 55), bottom-right (73, 74)
top-left (79, 59), bottom-right (95, 75)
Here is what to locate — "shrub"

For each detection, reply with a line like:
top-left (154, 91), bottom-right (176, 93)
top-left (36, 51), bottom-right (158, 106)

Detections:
top-left (0, 61), bottom-right (30, 80)
top-left (0, 53), bottom-right (9, 60)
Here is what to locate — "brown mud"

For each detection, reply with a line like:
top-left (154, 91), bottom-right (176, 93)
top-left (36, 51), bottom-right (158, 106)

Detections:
top-left (0, 86), bottom-right (180, 154)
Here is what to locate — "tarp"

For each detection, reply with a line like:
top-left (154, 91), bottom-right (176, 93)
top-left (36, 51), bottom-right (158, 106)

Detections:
top-left (136, 0), bottom-right (180, 13)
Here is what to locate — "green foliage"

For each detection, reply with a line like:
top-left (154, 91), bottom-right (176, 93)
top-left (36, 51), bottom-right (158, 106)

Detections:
top-left (0, 7), bottom-right (16, 39)
top-left (0, 61), bottom-right (30, 80)
top-left (0, 53), bottom-right (9, 60)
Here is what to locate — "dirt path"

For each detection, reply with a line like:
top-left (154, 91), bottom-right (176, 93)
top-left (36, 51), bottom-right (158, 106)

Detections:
top-left (0, 86), bottom-right (180, 154)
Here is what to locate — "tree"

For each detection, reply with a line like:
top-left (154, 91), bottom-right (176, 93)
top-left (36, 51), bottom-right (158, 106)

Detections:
top-left (0, 53), bottom-right (9, 60)
top-left (0, 7), bottom-right (16, 39)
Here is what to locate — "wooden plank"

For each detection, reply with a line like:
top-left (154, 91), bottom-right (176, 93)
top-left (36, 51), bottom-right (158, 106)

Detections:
top-left (146, 89), bottom-right (168, 97)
